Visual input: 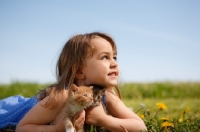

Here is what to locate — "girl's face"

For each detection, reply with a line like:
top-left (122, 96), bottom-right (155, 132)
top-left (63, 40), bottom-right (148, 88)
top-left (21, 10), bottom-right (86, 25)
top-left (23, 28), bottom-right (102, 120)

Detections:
top-left (82, 37), bottom-right (119, 87)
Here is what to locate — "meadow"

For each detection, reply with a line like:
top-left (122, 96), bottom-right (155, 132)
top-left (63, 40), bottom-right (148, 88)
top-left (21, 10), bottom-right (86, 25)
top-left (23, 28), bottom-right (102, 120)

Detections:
top-left (119, 82), bottom-right (200, 132)
top-left (0, 81), bottom-right (200, 132)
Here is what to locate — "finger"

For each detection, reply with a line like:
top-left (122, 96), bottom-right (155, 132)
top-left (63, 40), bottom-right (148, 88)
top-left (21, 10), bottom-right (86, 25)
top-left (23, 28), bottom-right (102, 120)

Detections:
top-left (74, 117), bottom-right (84, 125)
top-left (74, 119), bottom-right (84, 131)
top-left (73, 110), bottom-right (85, 130)
top-left (74, 110), bottom-right (85, 120)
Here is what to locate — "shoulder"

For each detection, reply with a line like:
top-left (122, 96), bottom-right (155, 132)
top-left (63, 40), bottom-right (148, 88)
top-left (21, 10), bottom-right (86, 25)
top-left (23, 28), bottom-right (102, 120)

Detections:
top-left (40, 89), bottom-right (68, 109)
top-left (105, 88), bottom-right (121, 107)
top-left (105, 88), bottom-right (132, 117)
top-left (105, 88), bottom-right (143, 120)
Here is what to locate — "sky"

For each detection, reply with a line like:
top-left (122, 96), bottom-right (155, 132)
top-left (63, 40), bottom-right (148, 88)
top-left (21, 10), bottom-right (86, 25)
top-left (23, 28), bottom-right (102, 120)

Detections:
top-left (0, 1), bottom-right (200, 84)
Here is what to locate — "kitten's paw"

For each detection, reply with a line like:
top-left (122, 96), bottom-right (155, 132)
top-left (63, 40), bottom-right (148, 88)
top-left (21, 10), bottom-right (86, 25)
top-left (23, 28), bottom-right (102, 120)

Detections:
top-left (66, 128), bottom-right (75, 132)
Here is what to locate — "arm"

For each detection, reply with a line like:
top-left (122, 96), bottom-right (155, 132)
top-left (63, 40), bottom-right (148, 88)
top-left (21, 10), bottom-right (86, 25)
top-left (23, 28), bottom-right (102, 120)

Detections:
top-left (16, 96), bottom-right (65, 132)
top-left (85, 89), bottom-right (147, 132)
top-left (105, 89), bottom-right (147, 131)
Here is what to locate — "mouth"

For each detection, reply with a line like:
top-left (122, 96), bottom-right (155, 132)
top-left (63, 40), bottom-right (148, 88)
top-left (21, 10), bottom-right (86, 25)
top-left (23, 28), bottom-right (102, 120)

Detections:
top-left (108, 71), bottom-right (118, 77)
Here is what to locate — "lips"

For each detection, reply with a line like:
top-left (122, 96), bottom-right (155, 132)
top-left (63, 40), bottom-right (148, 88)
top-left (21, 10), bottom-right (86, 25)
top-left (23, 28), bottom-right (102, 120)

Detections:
top-left (108, 72), bottom-right (118, 76)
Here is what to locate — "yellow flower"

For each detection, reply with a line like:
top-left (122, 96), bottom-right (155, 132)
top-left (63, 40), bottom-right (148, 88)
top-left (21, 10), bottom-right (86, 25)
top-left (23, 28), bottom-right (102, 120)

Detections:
top-left (178, 118), bottom-right (183, 122)
top-left (183, 107), bottom-right (190, 114)
top-left (156, 103), bottom-right (167, 110)
top-left (161, 122), bottom-right (174, 128)
top-left (140, 114), bottom-right (145, 119)
top-left (161, 117), bottom-right (169, 122)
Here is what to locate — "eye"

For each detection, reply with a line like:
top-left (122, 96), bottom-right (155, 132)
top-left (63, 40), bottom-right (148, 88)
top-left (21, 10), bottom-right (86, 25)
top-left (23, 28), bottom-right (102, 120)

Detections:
top-left (113, 56), bottom-right (117, 61)
top-left (102, 55), bottom-right (108, 60)
top-left (83, 94), bottom-right (88, 97)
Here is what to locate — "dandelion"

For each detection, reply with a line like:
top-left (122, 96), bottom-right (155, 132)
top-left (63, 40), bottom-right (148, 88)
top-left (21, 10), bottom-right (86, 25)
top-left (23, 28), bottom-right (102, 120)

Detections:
top-left (135, 103), bottom-right (145, 113)
top-left (140, 114), bottom-right (145, 119)
top-left (154, 103), bottom-right (167, 118)
top-left (161, 117), bottom-right (169, 122)
top-left (183, 107), bottom-right (190, 114)
top-left (156, 103), bottom-right (167, 110)
top-left (146, 110), bottom-right (150, 116)
top-left (140, 103), bottom-right (146, 109)
top-left (183, 107), bottom-right (190, 120)
top-left (178, 118), bottom-right (183, 122)
top-left (161, 122), bottom-right (174, 128)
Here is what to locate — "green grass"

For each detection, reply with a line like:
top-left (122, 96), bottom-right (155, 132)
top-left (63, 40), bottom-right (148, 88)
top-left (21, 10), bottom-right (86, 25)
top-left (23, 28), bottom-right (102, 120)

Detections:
top-left (1, 81), bottom-right (200, 99)
top-left (0, 81), bottom-right (49, 99)
top-left (1, 81), bottom-right (200, 131)
top-left (119, 82), bottom-right (200, 131)
top-left (119, 82), bottom-right (200, 99)
top-left (123, 98), bottom-right (200, 132)
top-left (123, 98), bottom-right (200, 118)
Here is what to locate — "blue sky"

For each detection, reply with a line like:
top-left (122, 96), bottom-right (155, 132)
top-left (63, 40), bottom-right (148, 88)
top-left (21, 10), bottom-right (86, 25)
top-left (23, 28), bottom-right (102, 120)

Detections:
top-left (0, 1), bottom-right (200, 84)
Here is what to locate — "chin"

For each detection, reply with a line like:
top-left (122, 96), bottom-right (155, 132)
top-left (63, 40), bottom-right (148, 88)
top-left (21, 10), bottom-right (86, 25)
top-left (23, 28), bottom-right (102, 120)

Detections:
top-left (106, 83), bottom-right (118, 87)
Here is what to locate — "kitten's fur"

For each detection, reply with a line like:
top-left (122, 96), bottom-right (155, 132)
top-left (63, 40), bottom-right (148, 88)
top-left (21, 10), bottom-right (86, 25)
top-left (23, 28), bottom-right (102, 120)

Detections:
top-left (63, 84), bottom-right (107, 132)
top-left (38, 84), bottom-right (106, 132)
top-left (83, 85), bottom-right (107, 132)
top-left (63, 84), bottom-right (94, 132)
top-left (90, 85), bottom-right (106, 107)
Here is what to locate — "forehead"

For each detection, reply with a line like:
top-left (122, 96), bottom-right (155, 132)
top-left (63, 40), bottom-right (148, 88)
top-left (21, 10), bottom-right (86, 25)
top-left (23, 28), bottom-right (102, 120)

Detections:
top-left (90, 37), bottom-right (114, 53)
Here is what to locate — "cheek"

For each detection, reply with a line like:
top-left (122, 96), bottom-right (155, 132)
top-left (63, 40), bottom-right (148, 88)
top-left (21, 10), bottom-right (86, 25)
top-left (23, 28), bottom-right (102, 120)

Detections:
top-left (98, 64), bottom-right (108, 72)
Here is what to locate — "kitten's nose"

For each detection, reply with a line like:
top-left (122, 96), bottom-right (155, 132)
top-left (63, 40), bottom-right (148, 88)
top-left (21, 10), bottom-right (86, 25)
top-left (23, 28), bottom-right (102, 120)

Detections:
top-left (90, 97), bottom-right (93, 101)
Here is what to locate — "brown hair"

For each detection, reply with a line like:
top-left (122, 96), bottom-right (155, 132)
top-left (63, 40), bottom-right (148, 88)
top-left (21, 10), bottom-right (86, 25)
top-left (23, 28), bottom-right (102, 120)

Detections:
top-left (39, 32), bottom-right (121, 108)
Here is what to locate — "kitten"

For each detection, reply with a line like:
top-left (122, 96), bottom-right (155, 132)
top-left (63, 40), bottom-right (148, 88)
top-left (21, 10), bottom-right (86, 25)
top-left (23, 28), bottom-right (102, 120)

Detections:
top-left (63, 84), bottom-right (94, 132)
top-left (84, 85), bottom-right (108, 132)
top-left (90, 84), bottom-right (106, 107)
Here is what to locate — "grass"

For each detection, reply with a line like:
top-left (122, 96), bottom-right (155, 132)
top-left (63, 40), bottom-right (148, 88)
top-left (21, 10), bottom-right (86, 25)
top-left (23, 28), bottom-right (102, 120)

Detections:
top-left (0, 81), bottom-right (200, 131)
top-left (123, 98), bottom-right (200, 119)
top-left (123, 98), bottom-right (200, 132)
top-left (119, 82), bottom-right (200, 99)
top-left (0, 82), bottom-right (49, 99)
top-left (119, 82), bottom-right (200, 131)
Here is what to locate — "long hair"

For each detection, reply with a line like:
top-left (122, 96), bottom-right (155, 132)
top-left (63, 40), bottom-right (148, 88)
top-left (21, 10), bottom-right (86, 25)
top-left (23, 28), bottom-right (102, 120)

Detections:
top-left (39, 32), bottom-right (121, 108)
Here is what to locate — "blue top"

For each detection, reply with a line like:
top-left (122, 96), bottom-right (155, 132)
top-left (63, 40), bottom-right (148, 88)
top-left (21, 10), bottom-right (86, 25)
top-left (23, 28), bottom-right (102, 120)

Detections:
top-left (0, 95), bottom-right (38, 129)
top-left (0, 94), bottom-right (107, 129)
top-left (102, 93), bottom-right (106, 107)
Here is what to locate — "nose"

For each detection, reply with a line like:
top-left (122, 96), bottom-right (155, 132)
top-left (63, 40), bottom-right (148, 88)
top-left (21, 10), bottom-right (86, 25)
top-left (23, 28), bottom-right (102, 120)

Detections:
top-left (110, 59), bottom-right (118, 68)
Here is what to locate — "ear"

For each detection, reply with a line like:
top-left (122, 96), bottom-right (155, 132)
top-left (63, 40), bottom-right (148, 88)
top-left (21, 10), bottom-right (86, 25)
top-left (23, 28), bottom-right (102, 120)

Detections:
top-left (102, 88), bottom-right (106, 92)
top-left (71, 84), bottom-right (78, 93)
top-left (98, 89), bottom-right (106, 96)
top-left (89, 86), bottom-right (93, 90)
top-left (75, 68), bottom-right (86, 80)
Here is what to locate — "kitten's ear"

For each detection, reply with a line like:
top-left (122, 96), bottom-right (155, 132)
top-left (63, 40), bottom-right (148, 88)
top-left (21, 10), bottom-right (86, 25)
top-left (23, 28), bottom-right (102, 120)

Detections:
top-left (89, 86), bottom-right (93, 90)
top-left (71, 84), bottom-right (79, 93)
top-left (102, 88), bottom-right (106, 92)
top-left (99, 89), bottom-right (106, 95)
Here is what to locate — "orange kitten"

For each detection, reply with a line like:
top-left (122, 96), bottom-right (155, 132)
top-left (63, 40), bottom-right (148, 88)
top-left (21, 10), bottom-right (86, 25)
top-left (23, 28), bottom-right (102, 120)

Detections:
top-left (63, 84), bottom-right (93, 132)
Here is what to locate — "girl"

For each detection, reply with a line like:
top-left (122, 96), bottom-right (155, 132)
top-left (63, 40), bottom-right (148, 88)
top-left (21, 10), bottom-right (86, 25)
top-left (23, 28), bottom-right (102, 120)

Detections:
top-left (15, 32), bottom-right (147, 132)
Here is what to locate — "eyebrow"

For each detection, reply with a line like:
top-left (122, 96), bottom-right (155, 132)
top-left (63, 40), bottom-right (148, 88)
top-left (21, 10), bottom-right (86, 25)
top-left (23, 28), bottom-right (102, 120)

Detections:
top-left (99, 51), bottom-right (116, 56)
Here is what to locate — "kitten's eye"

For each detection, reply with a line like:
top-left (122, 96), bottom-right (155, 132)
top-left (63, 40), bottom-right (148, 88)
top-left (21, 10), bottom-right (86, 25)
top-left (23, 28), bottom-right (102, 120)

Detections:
top-left (83, 94), bottom-right (88, 97)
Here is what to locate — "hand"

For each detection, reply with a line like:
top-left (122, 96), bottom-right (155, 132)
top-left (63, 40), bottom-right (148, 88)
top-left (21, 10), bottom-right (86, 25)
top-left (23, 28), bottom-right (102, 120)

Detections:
top-left (73, 110), bottom-right (85, 131)
top-left (50, 112), bottom-right (65, 132)
top-left (85, 103), bottom-right (107, 126)
top-left (51, 110), bottom-right (85, 132)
